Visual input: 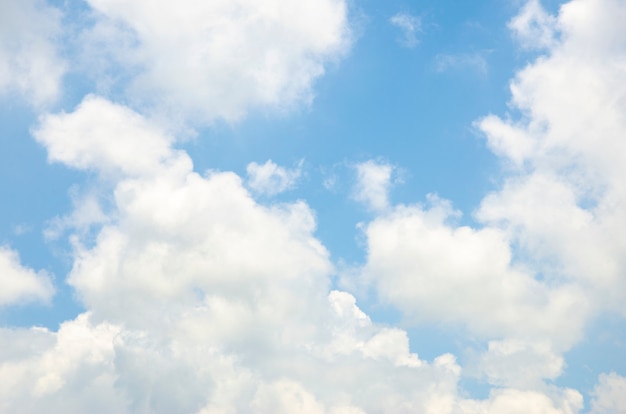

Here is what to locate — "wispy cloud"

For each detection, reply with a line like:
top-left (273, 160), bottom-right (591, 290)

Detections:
top-left (390, 13), bottom-right (421, 48)
top-left (434, 51), bottom-right (490, 74)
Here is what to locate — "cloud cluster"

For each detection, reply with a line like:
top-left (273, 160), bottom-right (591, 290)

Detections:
top-left (478, 0), bottom-right (626, 317)
top-left (355, 0), bottom-right (626, 404)
top-left (1, 0), bottom-right (625, 412)
top-left (81, 0), bottom-right (351, 122)
top-left (7, 96), bottom-right (465, 413)
top-left (4, 92), bottom-right (587, 412)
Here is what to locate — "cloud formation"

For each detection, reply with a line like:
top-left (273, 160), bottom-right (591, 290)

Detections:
top-left (0, 246), bottom-right (54, 306)
top-left (0, 0), bottom-right (66, 106)
top-left (352, 160), bottom-right (395, 212)
top-left (81, 0), bottom-right (351, 122)
top-left (9, 96), bottom-right (467, 413)
top-left (1, 0), bottom-right (625, 412)
top-left (246, 159), bottom-right (302, 196)
top-left (390, 13), bottom-right (421, 48)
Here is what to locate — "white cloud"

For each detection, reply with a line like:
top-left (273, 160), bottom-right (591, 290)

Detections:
top-left (6, 0), bottom-right (626, 410)
top-left (33, 95), bottom-right (184, 179)
top-left (459, 388), bottom-right (583, 414)
top-left (352, 1), bottom-right (626, 399)
top-left (508, 0), bottom-right (558, 49)
top-left (434, 52), bottom-right (489, 74)
top-left (390, 13), bottom-right (421, 48)
top-left (470, 339), bottom-right (564, 389)
top-left (80, 0), bottom-right (351, 122)
top-left (591, 372), bottom-right (626, 413)
top-left (18, 95), bottom-right (591, 413)
top-left (0, 0), bottom-right (66, 106)
top-left (20, 96), bottom-right (481, 413)
top-left (352, 160), bottom-right (395, 212)
top-left (246, 159), bottom-right (302, 196)
top-left (477, 0), bottom-right (626, 316)
top-left (0, 246), bottom-right (54, 307)
top-left (0, 315), bottom-right (126, 413)
top-left (360, 195), bottom-right (588, 349)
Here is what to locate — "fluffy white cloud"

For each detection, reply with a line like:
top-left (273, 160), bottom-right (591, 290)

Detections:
top-left (246, 159), bottom-right (302, 196)
top-left (363, 0), bottom-right (626, 341)
top-left (360, 195), bottom-right (588, 348)
top-left (354, 0), bottom-right (626, 402)
top-left (19, 95), bottom-right (589, 413)
top-left (0, 0), bottom-right (66, 106)
top-left (0, 314), bottom-right (125, 414)
top-left (5, 0), bottom-right (626, 410)
top-left (508, 0), bottom-right (558, 49)
top-left (0, 246), bottom-right (54, 306)
top-left (33, 95), bottom-right (180, 179)
top-left (459, 388), bottom-right (583, 414)
top-left (591, 372), bottom-right (626, 414)
top-left (16, 96), bottom-right (480, 413)
top-left (477, 0), bottom-right (626, 316)
top-left (470, 339), bottom-right (564, 388)
top-left (80, 0), bottom-right (351, 122)
top-left (352, 160), bottom-right (395, 212)
top-left (390, 13), bottom-right (421, 48)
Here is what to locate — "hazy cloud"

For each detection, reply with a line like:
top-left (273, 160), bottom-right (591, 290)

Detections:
top-left (390, 13), bottom-right (421, 48)
top-left (0, 0), bottom-right (66, 106)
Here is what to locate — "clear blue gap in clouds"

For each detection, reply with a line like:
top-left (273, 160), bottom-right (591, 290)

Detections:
top-left (186, 0), bottom-right (524, 262)
top-left (0, 98), bottom-right (85, 329)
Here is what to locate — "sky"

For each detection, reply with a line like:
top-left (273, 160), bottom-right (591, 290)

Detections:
top-left (1, 0), bottom-right (626, 412)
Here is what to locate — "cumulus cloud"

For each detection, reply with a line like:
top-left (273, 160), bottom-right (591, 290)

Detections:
top-left (390, 13), bottom-right (421, 48)
top-left (477, 0), bottom-right (626, 316)
top-left (459, 388), bottom-right (583, 414)
top-left (0, 0), bottom-right (66, 106)
top-left (360, 195), bottom-right (588, 348)
top-left (353, 0), bottom-right (626, 405)
top-left (13, 96), bottom-right (483, 413)
top-left (470, 339), bottom-right (565, 388)
top-left (3, 0), bottom-right (626, 411)
top-left (14, 95), bottom-right (589, 413)
top-left (80, 0), bottom-right (351, 122)
top-left (0, 246), bottom-right (54, 307)
top-left (352, 160), bottom-right (395, 212)
top-left (246, 159), bottom-right (302, 196)
top-left (361, 0), bottom-right (626, 337)
top-left (508, 0), bottom-right (558, 49)
top-left (33, 95), bottom-right (180, 178)
top-left (591, 372), bottom-right (626, 414)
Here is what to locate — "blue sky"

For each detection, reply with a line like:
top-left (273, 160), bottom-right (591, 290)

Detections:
top-left (1, 0), bottom-right (626, 412)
